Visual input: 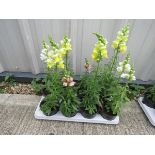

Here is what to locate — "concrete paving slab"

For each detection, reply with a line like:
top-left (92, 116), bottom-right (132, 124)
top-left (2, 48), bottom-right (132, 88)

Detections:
top-left (0, 94), bottom-right (155, 135)
top-left (0, 94), bottom-right (11, 104)
top-left (83, 101), bottom-right (155, 134)
top-left (4, 94), bottom-right (41, 106)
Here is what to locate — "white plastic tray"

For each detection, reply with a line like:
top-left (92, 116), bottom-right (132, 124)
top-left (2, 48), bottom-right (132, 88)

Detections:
top-left (138, 97), bottom-right (155, 126)
top-left (34, 96), bottom-right (119, 124)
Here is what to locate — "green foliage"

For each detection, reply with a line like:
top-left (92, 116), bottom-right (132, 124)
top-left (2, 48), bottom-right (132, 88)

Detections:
top-left (32, 70), bottom-right (63, 97)
top-left (60, 87), bottom-right (80, 117)
top-left (0, 88), bottom-right (6, 93)
top-left (146, 85), bottom-right (155, 103)
top-left (43, 70), bottom-right (62, 96)
top-left (100, 64), bottom-right (129, 115)
top-left (31, 78), bottom-right (44, 95)
top-left (79, 72), bottom-right (101, 115)
top-left (4, 73), bottom-right (16, 86)
top-left (128, 84), bottom-right (145, 100)
top-left (104, 83), bottom-right (129, 114)
top-left (33, 70), bottom-right (63, 114)
top-left (40, 94), bottom-right (59, 115)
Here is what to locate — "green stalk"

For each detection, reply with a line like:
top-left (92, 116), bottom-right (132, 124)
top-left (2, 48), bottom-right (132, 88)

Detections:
top-left (55, 64), bottom-right (58, 73)
top-left (94, 61), bottom-right (100, 82)
top-left (95, 62), bottom-right (100, 78)
top-left (65, 52), bottom-right (68, 71)
top-left (110, 49), bottom-right (119, 73)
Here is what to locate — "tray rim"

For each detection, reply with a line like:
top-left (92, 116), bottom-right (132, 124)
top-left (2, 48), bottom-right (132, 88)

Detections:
top-left (138, 97), bottom-right (155, 126)
top-left (34, 96), bottom-right (119, 124)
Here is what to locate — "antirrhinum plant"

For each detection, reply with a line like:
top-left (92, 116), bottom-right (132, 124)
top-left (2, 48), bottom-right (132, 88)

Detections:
top-left (60, 44), bottom-right (80, 117)
top-left (100, 25), bottom-right (136, 115)
top-left (60, 70), bottom-right (80, 117)
top-left (39, 35), bottom-right (72, 115)
top-left (80, 33), bottom-right (108, 117)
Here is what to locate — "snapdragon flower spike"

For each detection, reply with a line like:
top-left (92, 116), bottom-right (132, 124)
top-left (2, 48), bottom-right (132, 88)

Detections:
top-left (48, 35), bottom-right (59, 49)
top-left (60, 35), bottom-right (72, 54)
top-left (62, 70), bottom-right (76, 87)
top-left (112, 25), bottom-right (129, 54)
top-left (92, 33), bottom-right (108, 62)
top-left (84, 58), bottom-right (91, 73)
top-left (40, 39), bottom-right (65, 69)
top-left (46, 50), bottom-right (65, 69)
top-left (128, 66), bottom-right (136, 81)
top-left (117, 54), bottom-right (136, 81)
top-left (40, 48), bottom-right (48, 61)
top-left (40, 40), bottom-right (50, 62)
top-left (42, 40), bottom-right (50, 49)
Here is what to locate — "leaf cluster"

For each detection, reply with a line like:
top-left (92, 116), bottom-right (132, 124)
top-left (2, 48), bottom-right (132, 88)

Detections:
top-left (100, 64), bottom-right (129, 115)
top-left (60, 87), bottom-right (80, 117)
top-left (127, 84), bottom-right (145, 100)
top-left (31, 78), bottom-right (44, 95)
top-left (0, 87), bottom-right (6, 93)
top-left (79, 72), bottom-right (101, 115)
top-left (4, 73), bottom-right (16, 86)
top-left (146, 85), bottom-right (155, 103)
top-left (40, 94), bottom-right (59, 115)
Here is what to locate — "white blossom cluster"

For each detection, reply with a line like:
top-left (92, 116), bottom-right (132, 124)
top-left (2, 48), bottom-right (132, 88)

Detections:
top-left (117, 56), bottom-right (136, 81)
top-left (40, 37), bottom-right (72, 69)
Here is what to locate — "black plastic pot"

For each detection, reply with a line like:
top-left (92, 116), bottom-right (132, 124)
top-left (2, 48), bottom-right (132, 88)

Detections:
top-left (99, 108), bottom-right (117, 121)
top-left (143, 94), bottom-right (155, 109)
top-left (40, 101), bottom-right (59, 116)
top-left (61, 111), bottom-right (78, 118)
top-left (43, 107), bottom-right (59, 116)
top-left (80, 108), bottom-right (96, 119)
top-left (42, 88), bottom-right (49, 96)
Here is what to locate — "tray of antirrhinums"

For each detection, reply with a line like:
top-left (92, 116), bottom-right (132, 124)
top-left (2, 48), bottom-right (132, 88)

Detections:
top-left (138, 84), bottom-right (155, 126)
top-left (34, 25), bottom-right (136, 124)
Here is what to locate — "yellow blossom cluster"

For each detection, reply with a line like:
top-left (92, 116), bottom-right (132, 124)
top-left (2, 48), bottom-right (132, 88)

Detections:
top-left (60, 35), bottom-right (72, 55)
top-left (112, 25), bottom-right (129, 54)
top-left (40, 35), bottom-right (72, 69)
top-left (92, 34), bottom-right (108, 62)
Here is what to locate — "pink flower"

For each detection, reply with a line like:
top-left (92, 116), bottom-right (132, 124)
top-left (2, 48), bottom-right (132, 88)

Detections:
top-left (63, 82), bottom-right (68, 86)
top-left (69, 81), bottom-right (76, 87)
top-left (62, 76), bottom-right (76, 87)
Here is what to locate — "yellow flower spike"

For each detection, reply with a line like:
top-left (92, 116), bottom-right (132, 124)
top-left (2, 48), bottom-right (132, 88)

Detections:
top-left (120, 44), bottom-right (127, 54)
top-left (66, 43), bottom-right (72, 51)
top-left (40, 35), bottom-right (72, 70)
top-left (101, 49), bottom-right (108, 58)
top-left (92, 34), bottom-right (108, 62)
top-left (122, 36), bottom-right (128, 42)
top-left (61, 36), bottom-right (72, 53)
top-left (92, 53), bottom-right (95, 60)
top-left (47, 60), bottom-right (53, 69)
top-left (112, 40), bottom-right (119, 49)
top-left (54, 56), bottom-right (61, 63)
top-left (59, 48), bottom-right (66, 56)
top-left (92, 49), bottom-right (98, 60)
top-left (58, 62), bottom-right (65, 69)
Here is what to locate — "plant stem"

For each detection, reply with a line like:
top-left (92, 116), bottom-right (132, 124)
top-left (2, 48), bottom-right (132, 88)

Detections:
top-left (94, 62), bottom-right (100, 82)
top-left (96, 62), bottom-right (100, 77)
top-left (55, 64), bottom-right (58, 73)
top-left (65, 52), bottom-right (68, 71)
top-left (110, 49), bottom-right (119, 73)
